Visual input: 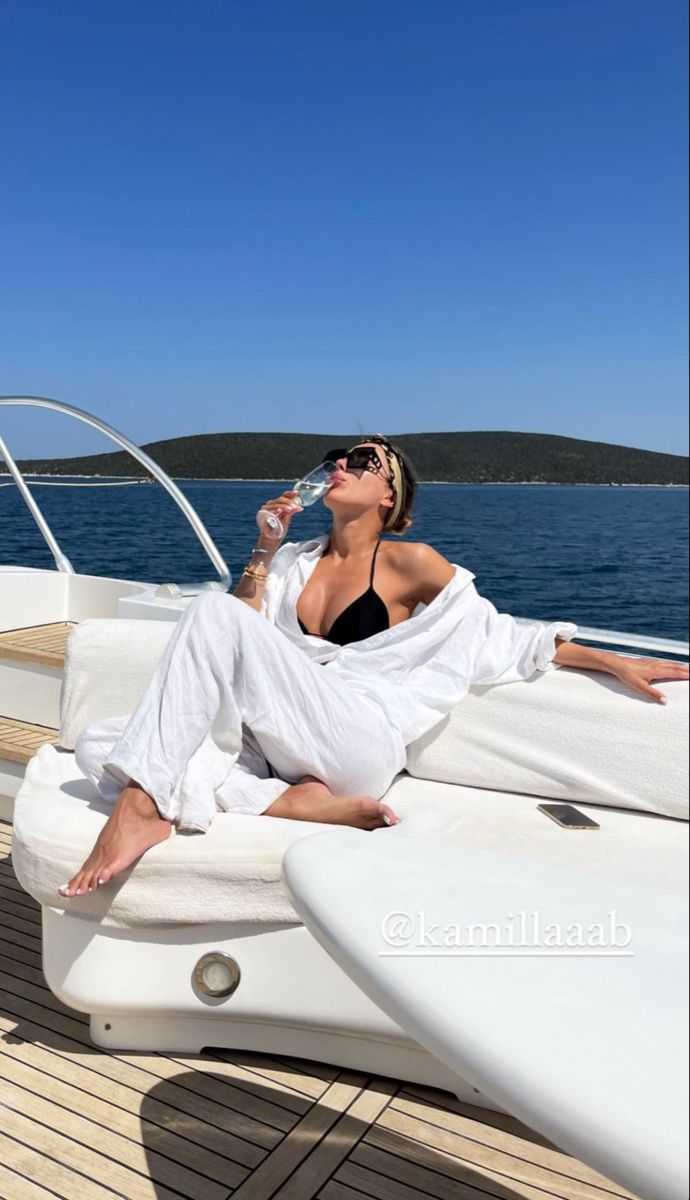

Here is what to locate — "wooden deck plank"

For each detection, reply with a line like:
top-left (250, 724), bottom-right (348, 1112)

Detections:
top-left (392, 1093), bottom-right (637, 1195)
top-left (0, 1066), bottom-right (251, 1194)
top-left (271, 1078), bottom-right (400, 1200)
top-left (0, 992), bottom-right (299, 1141)
top-left (0, 888), bottom-right (41, 921)
top-left (0, 987), bottom-right (298, 1142)
top-left (0, 881), bottom-right (40, 909)
top-left (319, 1184), bottom-right (370, 1200)
top-left (0, 934), bottom-right (43, 970)
top-left (115, 1054), bottom-right (307, 1132)
top-left (403, 1082), bottom-right (560, 1151)
top-left (1, 909), bottom-right (44, 941)
top-left (230, 1076), bottom-right (371, 1199)
top-left (362, 1122), bottom-right (548, 1200)
top-left (271, 1051), bottom-right (341, 1083)
top-left (336, 1159), bottom-right (490, 1200)
top-left (0, 1159), bottom-right (70, 1200)
top-left (0, 622), bottom-right (75, 668)
top-left (0, 1030), bottom-right (269, 1169)
top-left (0, 922), bottom-right (42, 956)
top-left (0, 1117), bottom-right (187, 1200)
top-left (206, 1046), bottom-right (336, 1101)
top-left (0, 716), bottom-right (60, 764)
top-left (380, 1102), bottom-right (635, 1200)
top-left (0, 1134), bottom-right (127, 1200)
top-left (348, 1139), bottom-right (551, 1199)
top-left (0, 1015), bottom-right (285, 1157)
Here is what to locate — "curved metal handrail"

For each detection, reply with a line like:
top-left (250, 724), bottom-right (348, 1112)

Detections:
top-left (0, 395), bottom-right (232, 589)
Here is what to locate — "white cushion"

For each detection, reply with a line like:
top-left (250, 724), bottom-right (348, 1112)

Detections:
top-left (12, 743), bottom-right (688, 929)
top-left (60, 620), bottom-right (175, 749)
top-left (406, 668), bottom-right (689, 820)
top-left (13, 744), bottom-right (335, 927)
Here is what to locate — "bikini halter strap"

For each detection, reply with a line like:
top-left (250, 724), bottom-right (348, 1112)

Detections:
top-left (370, 539), bottom-right (382, 586)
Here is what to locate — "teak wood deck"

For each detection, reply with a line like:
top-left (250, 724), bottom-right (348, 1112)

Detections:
top-left (0, 622), bottom-right (76, 670)
top-left (0, 717), bottom-right (60, 766)
top-left (0, 822), bottom-right (641, 1200)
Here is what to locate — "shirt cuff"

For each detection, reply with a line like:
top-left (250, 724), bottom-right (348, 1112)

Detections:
top-left (535, 621), bottom-right (579, 672)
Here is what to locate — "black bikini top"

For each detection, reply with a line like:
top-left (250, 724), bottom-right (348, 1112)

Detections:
top-left (297, 540), bottom-right (390, 646)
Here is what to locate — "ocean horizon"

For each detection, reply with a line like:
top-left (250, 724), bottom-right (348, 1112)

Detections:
top-left (1, 478), bottom-right (688, 643)
top-left (2, 473), bottom-right (688, 487)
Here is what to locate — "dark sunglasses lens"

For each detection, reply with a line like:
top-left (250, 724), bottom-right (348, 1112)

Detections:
top-left (347, 448), bottom-right (378, 470)
top-left (323, 447), bottom-right (348, 464)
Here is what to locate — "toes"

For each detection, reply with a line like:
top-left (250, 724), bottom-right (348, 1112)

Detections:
top-left (59, 863), bottom-right (100, 897)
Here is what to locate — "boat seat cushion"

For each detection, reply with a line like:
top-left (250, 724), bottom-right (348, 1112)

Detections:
top-left (12, 743), bottom-right (688, 929)
top-left (407, 670), bottom-right (689, 821)
top-left (60, 619), bottom-right (689, 821)
top-left (59, 618), bottom-right (176, 749)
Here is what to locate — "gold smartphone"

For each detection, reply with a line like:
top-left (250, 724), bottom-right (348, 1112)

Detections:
top-left (537, 803), bottom-right (600, 830)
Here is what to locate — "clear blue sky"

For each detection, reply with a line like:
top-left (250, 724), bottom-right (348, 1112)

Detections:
top-left (1, 0), bottom-right (687, 460)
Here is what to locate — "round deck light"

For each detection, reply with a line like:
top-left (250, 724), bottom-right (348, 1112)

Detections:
top-left (194, 953), bottom-right (241, 998)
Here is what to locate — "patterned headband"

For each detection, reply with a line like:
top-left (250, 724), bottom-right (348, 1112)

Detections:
top-left (379, 443), bottom-right (405, 530)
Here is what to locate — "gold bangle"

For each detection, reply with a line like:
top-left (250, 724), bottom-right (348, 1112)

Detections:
top-left (242, 567), bottom-right (267, 582)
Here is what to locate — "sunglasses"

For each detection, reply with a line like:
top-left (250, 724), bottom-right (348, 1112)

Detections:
top-left (324, 445), bottom-right (392, 482)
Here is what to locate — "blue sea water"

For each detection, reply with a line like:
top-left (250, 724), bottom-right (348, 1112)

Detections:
top-left (1, 478), bottom-right (688, 641)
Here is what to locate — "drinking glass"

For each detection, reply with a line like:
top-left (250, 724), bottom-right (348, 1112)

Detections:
top-left (256, 460), bottom-right (339, 542)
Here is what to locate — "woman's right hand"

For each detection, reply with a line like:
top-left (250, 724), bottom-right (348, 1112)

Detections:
top-left (257, 489), bottom-right (303, 546)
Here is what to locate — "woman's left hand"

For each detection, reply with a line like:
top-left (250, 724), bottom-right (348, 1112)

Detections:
top-left (604, 654), bottom-right (689, 704)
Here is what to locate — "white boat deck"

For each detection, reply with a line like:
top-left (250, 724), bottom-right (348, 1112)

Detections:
top-left (0, 822), bottom-right (642, 1200)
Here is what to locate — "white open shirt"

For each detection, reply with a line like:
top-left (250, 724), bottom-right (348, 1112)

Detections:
top-left (262, 534), bottom-right (578, 745)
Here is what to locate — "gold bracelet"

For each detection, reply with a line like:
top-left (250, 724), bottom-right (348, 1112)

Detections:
top-left (242, 567), bottom-right (268, 582)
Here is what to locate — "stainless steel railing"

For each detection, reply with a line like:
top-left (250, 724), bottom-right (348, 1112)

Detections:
top-left (0, 395), bottom-right (232, 590)
top-left (514, 622), bottom-right (689, 659)
top-left (562, 626), bottom-right (688, 657)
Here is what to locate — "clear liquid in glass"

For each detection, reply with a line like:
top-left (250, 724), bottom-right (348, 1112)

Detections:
top-left (257, 460), bottom-right (339, 542)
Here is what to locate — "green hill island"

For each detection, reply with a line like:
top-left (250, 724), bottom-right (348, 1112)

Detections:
top-left (3, 431), bottom-right (688, 486)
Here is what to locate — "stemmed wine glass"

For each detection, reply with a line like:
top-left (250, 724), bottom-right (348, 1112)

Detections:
top-left (256, 460), bottom-right (339, 543)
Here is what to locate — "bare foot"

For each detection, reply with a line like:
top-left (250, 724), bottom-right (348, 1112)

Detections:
top-left (58, 781), bottom-right (172, 897)
top-left (264, 777), bottom-right (400, 830)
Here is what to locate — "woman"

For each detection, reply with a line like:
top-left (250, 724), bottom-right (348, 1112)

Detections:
top-left (60, 435), bottom-right (688, 898)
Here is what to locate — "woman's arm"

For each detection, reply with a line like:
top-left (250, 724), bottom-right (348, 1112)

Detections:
top-left (399, 544), bottom-right (690, 702)
top-left (555, 638), bottom-right (689, 703)
top-left (233, 489), bottom-right (303, 613)
top-left (233, 546), bottom-right (276, 612)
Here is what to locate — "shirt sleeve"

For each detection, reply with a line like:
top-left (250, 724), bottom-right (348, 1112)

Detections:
top-left (259, 540), bottom-right (295, 621)
top-left (469, 591), bottom-right (579, 686)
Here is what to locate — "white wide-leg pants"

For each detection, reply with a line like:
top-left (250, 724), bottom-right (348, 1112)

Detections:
top-left (75, 593), bottom-right (406, 831)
